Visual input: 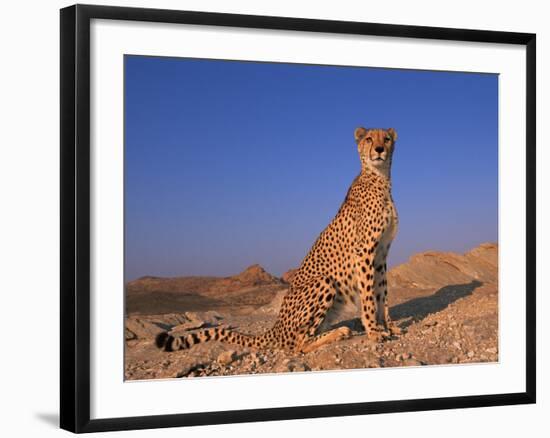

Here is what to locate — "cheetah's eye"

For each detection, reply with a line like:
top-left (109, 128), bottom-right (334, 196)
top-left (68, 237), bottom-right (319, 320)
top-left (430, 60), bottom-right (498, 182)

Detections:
top-left (366, 137), bottom-right (373, 143)
top-left (385, 136), bottom-right (391, 143)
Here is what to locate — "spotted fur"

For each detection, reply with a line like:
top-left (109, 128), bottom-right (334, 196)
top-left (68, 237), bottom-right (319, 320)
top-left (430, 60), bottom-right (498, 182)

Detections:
top-left (156, 126), bottom-right (400, 353)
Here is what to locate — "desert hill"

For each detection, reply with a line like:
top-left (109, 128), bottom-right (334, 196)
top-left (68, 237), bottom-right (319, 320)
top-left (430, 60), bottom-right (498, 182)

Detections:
top-left (128, 263), bottom-right (281, 295)
top-left (126, 264), bottom-right (283, 314)
top-left (389, 242), bottom-right (497, 291)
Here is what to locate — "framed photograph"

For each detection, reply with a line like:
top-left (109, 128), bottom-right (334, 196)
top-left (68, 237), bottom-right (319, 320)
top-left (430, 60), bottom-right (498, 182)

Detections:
top-left (60, 4), bottom-right (536, 433)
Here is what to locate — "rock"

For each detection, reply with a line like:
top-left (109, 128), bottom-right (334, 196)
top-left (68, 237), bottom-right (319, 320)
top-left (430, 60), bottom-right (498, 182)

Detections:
top-left (152, 313), bottom-right (190, 327)
top-left (170, 317), bottom-right (206, 332)
top-left (125, 328), bottom-right (137, 340)
top-left (258, 290), bottom-right (287, 314)
top-left (276, 358), bottom-right (310, 372)
top-left (467, 351), bottom-right (475, 358)
top-left (175, 363), bottom-right (208, 378)
top-left (402, 358), bottom-right (424, 366)
top-left (125, 317), bottom-right (165, 340)
top-left (217, 350), bottom-right (237, 365)
top-left (250, 352), bottom-right (265, 365)
top-left (485, 347), bottom-right (498, 354)
top-left (397, 352), bottom-right (412, 361)
top-left (168, 311), bottom-right (224, 335)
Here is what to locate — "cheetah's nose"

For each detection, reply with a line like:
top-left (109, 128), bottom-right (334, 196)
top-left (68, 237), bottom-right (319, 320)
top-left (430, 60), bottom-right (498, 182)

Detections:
top-left (375, 146), bottom-right (384, 154)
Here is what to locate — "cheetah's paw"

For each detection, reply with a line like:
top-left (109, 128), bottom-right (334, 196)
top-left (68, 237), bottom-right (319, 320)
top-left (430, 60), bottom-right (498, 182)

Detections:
top-left (366, 326), bottom-right (390, 342)
top-left (388, 323), bottom-right (402, 336)
top-left (335, 326), bottom-right (353, 340)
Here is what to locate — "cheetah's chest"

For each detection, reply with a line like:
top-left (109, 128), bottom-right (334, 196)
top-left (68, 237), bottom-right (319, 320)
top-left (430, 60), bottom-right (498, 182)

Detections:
top-left (382, 205), bottom-right (398, 243)
top-left (329, 202), bottom-right (397, 318)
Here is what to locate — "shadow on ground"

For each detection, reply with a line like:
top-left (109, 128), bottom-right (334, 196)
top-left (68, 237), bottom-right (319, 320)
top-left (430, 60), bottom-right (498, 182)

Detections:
top-left (334, 280), bottom-right (482, 332)
top-left (390, 280), bottom-right (483, 328)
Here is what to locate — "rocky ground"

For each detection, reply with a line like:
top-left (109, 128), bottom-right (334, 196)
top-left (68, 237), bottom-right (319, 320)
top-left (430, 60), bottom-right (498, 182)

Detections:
top-left (125, 243), bottom-right (498, 380)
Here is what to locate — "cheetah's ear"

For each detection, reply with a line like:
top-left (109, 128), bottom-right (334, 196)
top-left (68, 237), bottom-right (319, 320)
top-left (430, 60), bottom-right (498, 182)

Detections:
top-left (354, 127), bottom-right (368, 144)
top-left (387, 128), bottom-right (398, 142)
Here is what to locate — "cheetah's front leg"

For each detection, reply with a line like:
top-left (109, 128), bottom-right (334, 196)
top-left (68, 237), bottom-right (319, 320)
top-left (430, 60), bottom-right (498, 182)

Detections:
top-left (356, 250), bottom-right (386, 341)
top-left (374, 259), bottom-right (401, 336)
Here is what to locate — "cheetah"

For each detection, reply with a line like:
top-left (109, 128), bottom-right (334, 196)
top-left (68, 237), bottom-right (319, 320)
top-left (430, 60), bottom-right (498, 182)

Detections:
top-left (156, 126), bottom-right (400, 353)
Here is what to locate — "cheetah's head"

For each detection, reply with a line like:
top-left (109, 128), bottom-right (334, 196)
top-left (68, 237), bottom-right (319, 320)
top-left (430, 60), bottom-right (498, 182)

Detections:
top-left (354, 127), bottom-right (397, 174)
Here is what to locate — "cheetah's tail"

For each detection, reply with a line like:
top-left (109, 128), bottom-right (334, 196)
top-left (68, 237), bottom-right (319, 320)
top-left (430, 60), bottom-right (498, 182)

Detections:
top-left (155, 327), bottom-right (275, 352)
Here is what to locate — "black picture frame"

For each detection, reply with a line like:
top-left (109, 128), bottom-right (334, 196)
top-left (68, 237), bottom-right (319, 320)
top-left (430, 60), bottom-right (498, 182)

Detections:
top-left (60, 4), bottom-right (536, 433)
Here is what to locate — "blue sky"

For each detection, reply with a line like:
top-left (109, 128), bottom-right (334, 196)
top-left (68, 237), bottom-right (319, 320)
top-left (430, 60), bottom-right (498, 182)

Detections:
top-left (124, 55), bottom-right (498, 282)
